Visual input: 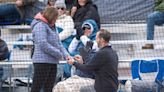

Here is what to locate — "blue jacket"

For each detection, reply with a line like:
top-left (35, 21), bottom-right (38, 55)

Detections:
top-left (74, 46), bottom-right (119, 92)
top-left (57, 27), bottom-right (75, 50)
top-left (31, 19), bottom-right (68, 64)
top-left (71, 19), bottom-right (99, 56)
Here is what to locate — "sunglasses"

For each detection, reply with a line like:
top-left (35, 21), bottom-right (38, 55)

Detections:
top-left (82, 27), bottom-right (91, 30)
top-left (57, 7), bottom-right (65, 10)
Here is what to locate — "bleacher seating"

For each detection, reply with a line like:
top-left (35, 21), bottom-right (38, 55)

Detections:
top-left (0, 21), bottom-right (164, 92)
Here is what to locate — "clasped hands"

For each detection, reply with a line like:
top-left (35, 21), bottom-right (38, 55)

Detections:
top-left (66, 55), bottom-right (83, 65)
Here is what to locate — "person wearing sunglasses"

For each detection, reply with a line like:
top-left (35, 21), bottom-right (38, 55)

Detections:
top-left (55, 0), bottom-right (75, 49)
top-left (68, 19), bottom-right (99, 56)
top-left (54, 0), bottom-right (76, 79)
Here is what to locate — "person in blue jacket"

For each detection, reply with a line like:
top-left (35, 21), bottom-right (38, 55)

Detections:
top-left (63, 19), bottom-right (99, 78)
top-left (68, 19), bottom-right (99, 56)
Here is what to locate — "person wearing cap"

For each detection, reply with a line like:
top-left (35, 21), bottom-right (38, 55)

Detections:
top-left (68, 19), bottom-right (99, 56)
top-left (62, 19), bottom-right (98, 78)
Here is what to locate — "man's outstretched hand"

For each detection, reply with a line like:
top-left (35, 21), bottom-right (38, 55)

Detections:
top-left (74, 55), bottom-right (83, 64)
top-left (66, 55), bottom-right (84, 65)
top-left (66, 56), bottom-right (75, 65)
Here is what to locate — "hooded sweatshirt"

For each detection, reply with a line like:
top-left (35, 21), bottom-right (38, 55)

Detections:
top-left (31, 13), bottom-right (68, 64)
top-left (68, 19), bottom-right (99, 56)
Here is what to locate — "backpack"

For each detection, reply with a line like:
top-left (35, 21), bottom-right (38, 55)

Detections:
top-left (0, 38), bottom-right (9, 60)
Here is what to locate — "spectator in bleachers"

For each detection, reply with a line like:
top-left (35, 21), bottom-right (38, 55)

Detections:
top-left (67, 29), bottom-right (119, 92)
top-left (63, 19), bottom-right (98, 78)
top-left (142, 0), bottom-right (164, 49)
top-left (70, 0), bottom-right (100, 41)
top-left (54, 0), bottom-right (75, 81)
top-left (55, 0), bottom-right (75, 49)
top-left (68, 19), bottom-right (99, 56)
top-left (63, 0), bottom-right (100, 77)
top-left (0, 0), bottom-right (56, 25)
top-left (30, 6), bottom-right (69, 92)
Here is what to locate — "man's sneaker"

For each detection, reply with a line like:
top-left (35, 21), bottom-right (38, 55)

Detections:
top-left (142, 44), bottom-right (154, 49)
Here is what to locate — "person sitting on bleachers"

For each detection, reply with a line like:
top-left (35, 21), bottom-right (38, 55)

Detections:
top-left (54, 0), bottom-right (75, 82)
top-left (55, 0), bottom-right (75, 49)
top-left (0, 0), bottom-right (55, 25)
top-left (62, 19), bottom-right (99, 78)
top-left (68, 19), bottom-right (99, 56)
top-left (142, 0), bottom-right (164, 49)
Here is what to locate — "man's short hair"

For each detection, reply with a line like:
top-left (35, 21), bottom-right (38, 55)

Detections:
top-left (98, 29), bottom-right (111, 42)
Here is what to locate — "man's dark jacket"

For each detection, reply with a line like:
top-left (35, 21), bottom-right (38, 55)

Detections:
top-left (74, 46), bottom-right (119, 92)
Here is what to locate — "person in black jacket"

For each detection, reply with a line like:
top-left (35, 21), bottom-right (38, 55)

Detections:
top-left (67, 29), bottom-right (119, 92)
top-left (71, 0), bottom-right (100, 40)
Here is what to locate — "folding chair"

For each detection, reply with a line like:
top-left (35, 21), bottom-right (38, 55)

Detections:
top-left (129, 59), bottom-right (164, 92)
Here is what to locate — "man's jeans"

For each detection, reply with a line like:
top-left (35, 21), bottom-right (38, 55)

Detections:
top-left (0, 3), bottom-right (21, 25)
top-left (147, 11), bottom-right (164, 40)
